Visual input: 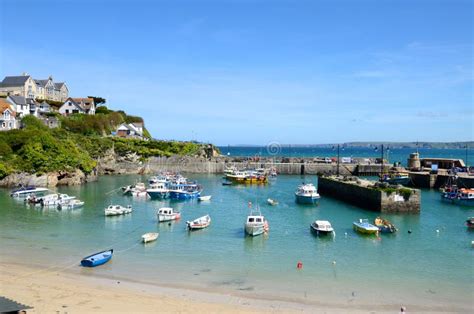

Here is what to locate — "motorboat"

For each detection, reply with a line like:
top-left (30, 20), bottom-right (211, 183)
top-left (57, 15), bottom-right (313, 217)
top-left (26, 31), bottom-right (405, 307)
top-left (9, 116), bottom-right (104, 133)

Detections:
top-left (466, 217), bottom-right (474, 229)
top-left (11, 186), bottom-right (49, 198)
top-left (142, 232), bottom-right (159, 243)
top-left (310, 220), bottom-right (334, 235)
top-left (168, 183), bottom-right (202, 200)
top-left (380, 173), bottom-right (410, 185)
top-left (353, 219), bottom-right (379, 235)
top-left (374, 217), bottom-right (397, 233)
top-left (80, 249), bottom-right (113, 267)
top-left (123, 182), bottom-right (147, 197)
top-left (58, 199), bottom-right (84, 210)
top-left (187, 214), bottom-right (211, 230)
top-left (33, 193), bottom-right (76, 207)
top-left (157, 207), bottom-right (181, 222)
top-left (105, 205), bottom-right (133, 216)
top-left (244, 205), bottom-right (269, 236)
top-left (198, 195), bottom-right (212, 201)
top-left (295, 183), bottom-right (320, 204)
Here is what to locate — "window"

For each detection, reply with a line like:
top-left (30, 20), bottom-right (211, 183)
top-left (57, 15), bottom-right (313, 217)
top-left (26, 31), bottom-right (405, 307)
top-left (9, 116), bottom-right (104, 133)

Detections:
top-left (2, 122), bottom-right (5, 128)
top-left (65, 109), bottom-right (69, 114)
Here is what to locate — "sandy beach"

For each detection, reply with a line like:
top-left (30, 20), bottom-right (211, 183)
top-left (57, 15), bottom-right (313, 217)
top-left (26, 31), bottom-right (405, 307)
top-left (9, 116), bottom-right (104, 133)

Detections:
top-left (1, 261), bottom-right (471, 313)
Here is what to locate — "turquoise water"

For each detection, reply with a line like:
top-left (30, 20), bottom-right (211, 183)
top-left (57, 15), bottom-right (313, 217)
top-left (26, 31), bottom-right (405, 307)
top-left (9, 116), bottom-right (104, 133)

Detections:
top-left (1, 174), bottom-right (473, 309)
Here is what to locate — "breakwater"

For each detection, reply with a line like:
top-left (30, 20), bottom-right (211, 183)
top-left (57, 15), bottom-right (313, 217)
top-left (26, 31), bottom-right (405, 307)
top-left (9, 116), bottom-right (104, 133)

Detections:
top-left (318, 176), bottom-right (421, 213)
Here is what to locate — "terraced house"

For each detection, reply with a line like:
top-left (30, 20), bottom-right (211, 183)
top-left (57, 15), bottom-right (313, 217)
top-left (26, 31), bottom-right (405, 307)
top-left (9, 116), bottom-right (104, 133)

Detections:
top-left (0, 73), bottom-right (68, 102)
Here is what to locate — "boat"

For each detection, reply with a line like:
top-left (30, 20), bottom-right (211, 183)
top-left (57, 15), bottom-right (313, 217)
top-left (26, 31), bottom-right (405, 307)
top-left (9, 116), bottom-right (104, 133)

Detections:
top-left (198, 195), bottom-right (212, 201)
top-left (187, 214), bottom-right (211, 230)
top-left (267, 198), bottom-right (278, 206)
top-left (168, 183), bottom-right (202, 200)
top-left (10, 186), bottom-right (49, 198)
top-left (381, 173), bottom-right (410, 185)
top-left (466, 217), bottom-right (474, 229)
top-left (295, 183), bottom-right (321, 204)
top-left (310, 220), bottom-right (334, 235)
top-left (104, 205), bottom-right (133, 216)
top-left (244, 205), bottom-right (269, 236)
top-left (222, 181), bottom-right (233, 186)
top-left (353, 219), bottom-right (379, 235)
top-left (80, 249), bottom-right (113, 267)
top-left (157, 207), bottom-right (181, 222)
top-left (142, 232), bottom-right (159, 243)
top-left (441, 188), bottom-right (474, 206)
top-left (374, 217), bottom-right (397, 233)
top-left (226, 170), bottom-right (268, 184)
top-left (32, 193), bottom-right (76, 207)
top-left (147, 182), bottom-right (169, 199)
top-left (123, 182), bottom-right (147, 196)
top-left (58, 199), bottom-right (84, 210)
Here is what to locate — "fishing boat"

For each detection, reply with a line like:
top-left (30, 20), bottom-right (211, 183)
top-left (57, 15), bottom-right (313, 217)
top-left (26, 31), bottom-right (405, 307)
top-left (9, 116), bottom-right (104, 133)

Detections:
top-left (374, 217), bottom-right (397, 233)
top-left (310, 220), bottom-right (334, 235)
top-left (157, 207), bottom-right (181, 222)
top-left (226, 170), bottom-right (268, 184)
top-left (244, 205), bottom-right (269, 236)
top-left (142, 232), bottom-right (159, 243)
top-left (11, 186), bottom-right (49, 198)
top-left (198, 195), bottom-right (212, 201)
top-left (58, 199), bottom-right (84, 210)
top-left (80, 249), bottom-right (113, 267)
top-left (441, 188), bottom-right (474, 206)
top-left (353, 219), bottom-right (379, 235)
top-left (381, 173), bottom-right (410, 185)
top-left (147, 182), bottom-right (169, 199)
top-left (295, 183), bottom-right (320, 204)
top-left (168, 183), bottom-right (202, 200)
top-left (466, 217), bottom-right (474, 229)
top-left (104, 205), bottom-right (133, 216)
top-left (267, 198), bottom-right (278, 206)
top-left (187, 214), bottom-right (211, 230)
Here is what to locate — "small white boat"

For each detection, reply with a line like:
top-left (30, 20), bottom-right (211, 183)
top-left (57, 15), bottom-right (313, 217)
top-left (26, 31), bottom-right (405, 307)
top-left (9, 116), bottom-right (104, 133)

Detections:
top-left (310, 220), bottom-right (334, 235)
top-left (105, 205), bottom-right (133, 216)
top-left (157, 207), bottom-right (181, 222)
top-left (295, 183), bottom-right (320, 204)
top-left (267, 198), bottom-right (278, 206)
top-left (187, 214), bottom-right (211, 230)
top-left (11, 186), bottom-right (49, 198)
top-left (198, 195), bottom-right (212, 201)
top-left (142, 232), bottom-right (159, 243)
top-left (244, 205), bottom-right (269, 237)
top-left (58, 199), bottom-right (84, 210)
top-left (36, 193), bottom-right (76, 206)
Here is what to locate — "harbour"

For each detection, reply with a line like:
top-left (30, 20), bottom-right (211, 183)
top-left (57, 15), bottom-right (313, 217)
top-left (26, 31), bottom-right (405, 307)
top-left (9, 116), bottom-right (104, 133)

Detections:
top-left (1, 173), bottom-right (472, 312)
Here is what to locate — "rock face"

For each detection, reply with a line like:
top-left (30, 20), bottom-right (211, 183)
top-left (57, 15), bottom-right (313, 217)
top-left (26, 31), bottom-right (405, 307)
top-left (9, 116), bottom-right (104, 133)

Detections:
top-left (96, 148), bottom-right (150, 175)
top-left (0, 169), bottom-right (96, 188)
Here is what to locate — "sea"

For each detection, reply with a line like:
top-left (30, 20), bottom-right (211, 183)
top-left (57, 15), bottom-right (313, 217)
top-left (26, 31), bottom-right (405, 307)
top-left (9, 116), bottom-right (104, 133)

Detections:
top-left (1, 172), bottom-right (473, 310)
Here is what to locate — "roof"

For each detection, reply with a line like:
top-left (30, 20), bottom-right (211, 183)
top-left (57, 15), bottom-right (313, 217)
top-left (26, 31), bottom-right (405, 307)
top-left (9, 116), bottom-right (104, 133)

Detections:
top-left (0, 75), bottom-right (30, 87)
top-left (0, 296), bottom-right (32, 312)
top-left (71, 97), bottom-right (95, 110)
top-left (131, 122), bottom-right (144, 128)
top-left (7, 95), bottom-right (27, 106)
top-left (54, 82), bottom-right (66, 89)
top-left (0, 99), bottom-right (15, 116)
top-left (35, 79), bottom-right (50, 88)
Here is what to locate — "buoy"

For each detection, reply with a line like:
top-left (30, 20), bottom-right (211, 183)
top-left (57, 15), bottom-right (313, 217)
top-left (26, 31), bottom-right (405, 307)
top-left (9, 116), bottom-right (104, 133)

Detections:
top-left (297, 261), bottom-right (303, 269)
top-left (344, 232), bottom-right (348, 237)
top-left (332, 260), bottom-right (336, 265)
top-left (436, 229), bottom-right (440, 233)
top-left (408, 230), bottom-right (412, 234)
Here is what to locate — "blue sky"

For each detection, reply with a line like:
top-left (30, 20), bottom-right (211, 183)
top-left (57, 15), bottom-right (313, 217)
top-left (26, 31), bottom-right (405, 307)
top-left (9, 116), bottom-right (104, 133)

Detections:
top-left (1, 0), bottom-right (472, 145)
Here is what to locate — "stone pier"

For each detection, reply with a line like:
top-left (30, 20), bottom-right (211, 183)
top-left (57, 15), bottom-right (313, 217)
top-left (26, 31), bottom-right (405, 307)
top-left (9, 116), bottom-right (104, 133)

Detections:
top-left (318, 176), bottom-right (421, 213)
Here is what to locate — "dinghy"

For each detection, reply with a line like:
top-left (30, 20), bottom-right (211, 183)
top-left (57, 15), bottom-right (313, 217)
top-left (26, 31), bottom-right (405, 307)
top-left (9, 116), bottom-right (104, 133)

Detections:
top-left (142, 232), bottom-right (159, 243)
top-left (187, 215), bottom-right (211, 230)
top-left (198, 195), bottom-right (212, 201)
top-left (80, 249), bottom-right (113, 267)
top-left (267, 198), bottom-right (278, 206)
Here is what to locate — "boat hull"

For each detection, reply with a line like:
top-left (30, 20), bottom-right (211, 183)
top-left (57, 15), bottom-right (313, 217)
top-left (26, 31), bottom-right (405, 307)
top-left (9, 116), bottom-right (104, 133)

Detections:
top-left (147, 191), bottom-right (169, 199)
top-left (158, 213), bottom-right (180, 222)
top-left (81, 249), bottom-right (113, 267)
top-left (169, 191), bottom-right (200, 200)
top-left (353, 224), bottom-right (378, 234)
top-left (245, 224), bottom-right (265, 236)
top-left (295, 195), bottom-right (320, 204)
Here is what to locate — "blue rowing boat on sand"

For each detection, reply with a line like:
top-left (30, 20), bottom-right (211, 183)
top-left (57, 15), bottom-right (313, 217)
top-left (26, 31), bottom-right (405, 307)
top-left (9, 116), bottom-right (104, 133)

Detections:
top-left (80, 249), bottom-right (113, 267)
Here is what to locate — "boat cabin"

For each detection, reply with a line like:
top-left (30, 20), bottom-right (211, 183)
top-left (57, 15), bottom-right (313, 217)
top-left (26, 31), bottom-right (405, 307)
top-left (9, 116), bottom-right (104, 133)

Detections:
top-left (247, 215), bottom-right (265, 224)
top-left (158, 207), bottom-right (174, 215)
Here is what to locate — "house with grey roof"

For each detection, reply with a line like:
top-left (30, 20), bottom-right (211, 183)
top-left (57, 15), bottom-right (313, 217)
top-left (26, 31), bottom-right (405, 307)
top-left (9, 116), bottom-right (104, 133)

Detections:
top-left (0, 73), bottom-right (69, 102)
top-left (0, 74), bottom-right (37, 99)
top-left (6, 95), bottom-right (31, 117)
